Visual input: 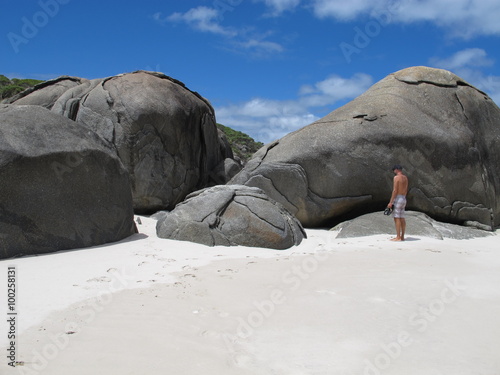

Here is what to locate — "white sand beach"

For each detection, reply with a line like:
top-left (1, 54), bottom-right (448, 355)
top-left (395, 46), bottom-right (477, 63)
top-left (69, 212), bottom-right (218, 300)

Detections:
top-left (1, 215), bottom-right (500, 375)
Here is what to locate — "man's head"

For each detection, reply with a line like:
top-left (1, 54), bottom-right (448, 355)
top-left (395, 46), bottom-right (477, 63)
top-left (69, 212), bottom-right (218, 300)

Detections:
top-left (392, 164), bottom-right (403, 173)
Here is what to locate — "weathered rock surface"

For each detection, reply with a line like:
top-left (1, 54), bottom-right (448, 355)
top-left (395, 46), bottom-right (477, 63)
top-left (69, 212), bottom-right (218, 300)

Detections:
top-left (156, 185), bottom-right (306, 249)
top-left (2, 76), bottom-right (87, 109)
top-left (7, 71), bottom-right (235, 213)
top-left (231, 66), bottom-right (500, 229)
top-left (47, 71), bottom-right (229, 214)
top-left (0, 105), bottom-right (136, 259)
top-left (333, 211), bottom-right (493, 240)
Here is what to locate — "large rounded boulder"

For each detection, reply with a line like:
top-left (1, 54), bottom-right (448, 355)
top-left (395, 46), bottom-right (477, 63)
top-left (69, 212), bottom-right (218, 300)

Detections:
top-left (49, 71), bottom-right (231, 214)
top-left (230, 66), bottom-right (500, 229)
top-left (0, 105), bottom-right (136, 259)
top-left (8, 71), bottom-right (237, 214)
top-left (156, 185), bottom-right (306, 249)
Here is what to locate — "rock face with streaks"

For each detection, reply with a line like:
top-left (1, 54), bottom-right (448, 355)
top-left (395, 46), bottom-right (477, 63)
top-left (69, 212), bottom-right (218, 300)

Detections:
top-left (50, 71), bottom-right (230, 213)
top-left (156, 185), bottom-right (306, 249)
top-left (0, 105), bottom-right (136, 259)
top-left (230, 66), bottom-right (500, 229)
top-left (6, 71), bottom-right (236, 213)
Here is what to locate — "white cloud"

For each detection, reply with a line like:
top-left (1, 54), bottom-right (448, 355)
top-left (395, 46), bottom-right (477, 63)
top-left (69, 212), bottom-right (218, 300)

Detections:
top-left (391, 0), bottom-right (500, 38)
top-left (310, 0), bottom-right (500, 38)
top-left (161, 7), bottom-right (237, 36)
top-left (300, 73), bottom-right (373, 107)
top-left (158, 7), bottom-right (285, 57)
top-left (234, 38), bottom-right (285, 54)
top-left (161, 1), bottom-right (500, 41)
top-left (255, 0), bottom-right (302, 16)
top-left (430, 48), bottom-right (494, 71)
top-left (239, 98), bottom-right (301, 117)
top-left (312, 0), bottom-right (378, 20)
top-left (216, 73), bottom-right (373, 143)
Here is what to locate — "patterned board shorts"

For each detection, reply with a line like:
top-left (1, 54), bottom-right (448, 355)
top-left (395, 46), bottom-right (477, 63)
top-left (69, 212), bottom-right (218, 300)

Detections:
top-left (393, 195), bottom-right (406, 218)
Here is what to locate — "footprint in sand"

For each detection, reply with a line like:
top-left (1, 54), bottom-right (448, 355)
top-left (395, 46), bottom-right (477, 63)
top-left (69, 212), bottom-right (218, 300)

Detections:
top-left (86, 276), bottom-right (111, 283)
top-left (217, 269), bottom-right (236, 279)
top-left (426, 249), bottom-right (441, 253)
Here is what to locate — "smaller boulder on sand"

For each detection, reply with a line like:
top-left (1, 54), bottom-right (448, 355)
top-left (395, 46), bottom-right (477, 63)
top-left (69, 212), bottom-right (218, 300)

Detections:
top-left (156, 185), bottom-right (306, 249)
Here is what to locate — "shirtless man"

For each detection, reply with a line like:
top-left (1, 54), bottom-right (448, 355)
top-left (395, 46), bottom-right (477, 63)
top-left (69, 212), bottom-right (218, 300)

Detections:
top-left (388, 164), bottom-right (408, 241)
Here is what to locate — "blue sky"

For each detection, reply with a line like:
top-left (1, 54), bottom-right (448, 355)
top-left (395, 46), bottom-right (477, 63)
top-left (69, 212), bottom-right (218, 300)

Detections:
top-left (1, 0), bottom-right (500, 143)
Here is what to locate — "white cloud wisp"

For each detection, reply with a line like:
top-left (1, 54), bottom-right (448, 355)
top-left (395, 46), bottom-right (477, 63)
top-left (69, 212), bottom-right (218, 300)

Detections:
top-left (163, 7), bottom-right (237, 36)
top-left (311, 0), bottom-right (500, 39)
top-left (157, 6), bottom-right (285, 57)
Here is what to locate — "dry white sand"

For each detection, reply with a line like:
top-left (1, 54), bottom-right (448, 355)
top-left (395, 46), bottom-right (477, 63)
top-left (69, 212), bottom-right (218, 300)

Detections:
top-left (1, 215), bottom-right (499, 375)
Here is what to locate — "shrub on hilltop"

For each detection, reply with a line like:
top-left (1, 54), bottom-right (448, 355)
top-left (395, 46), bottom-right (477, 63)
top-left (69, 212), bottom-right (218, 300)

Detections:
top-left (0, 75), bottom-right (43, 99)
top-left (217, 123), bottom-right (263, 164)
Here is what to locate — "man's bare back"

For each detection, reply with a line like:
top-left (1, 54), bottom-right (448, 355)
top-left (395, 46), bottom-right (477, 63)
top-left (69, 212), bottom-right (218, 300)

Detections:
top-left (393, 173), bottom-right (408, 196)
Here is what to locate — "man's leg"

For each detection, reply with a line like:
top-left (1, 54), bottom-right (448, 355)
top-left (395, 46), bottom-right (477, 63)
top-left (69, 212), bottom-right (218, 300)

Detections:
top-left (400, 218), bottom-right (406, 241)
top-left (392, 218), bottom-right (402, 241)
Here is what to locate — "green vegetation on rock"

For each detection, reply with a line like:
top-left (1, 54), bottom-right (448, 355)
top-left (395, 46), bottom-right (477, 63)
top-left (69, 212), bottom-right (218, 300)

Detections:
top-left (217, 123), bottom-right (264, 163)
top-left (0, 75), bottom-right (43, 99)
